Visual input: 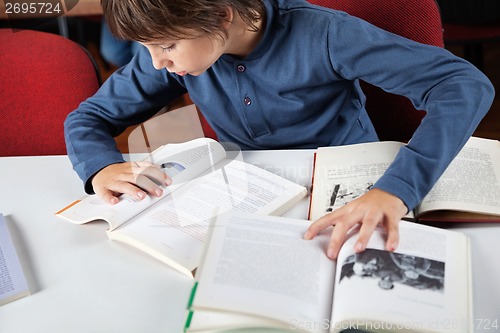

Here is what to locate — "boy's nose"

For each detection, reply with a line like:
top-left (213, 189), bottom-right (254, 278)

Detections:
top-left (152, 56), bottom-right (172, 71)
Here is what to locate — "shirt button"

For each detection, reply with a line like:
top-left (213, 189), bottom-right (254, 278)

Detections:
top-left (237, 64), bottom-right (246, 72)
top-left (244, 96), bottom-right (252, 106)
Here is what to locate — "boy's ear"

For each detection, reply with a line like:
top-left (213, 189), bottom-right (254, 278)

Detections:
top-left (220, 6), bottom-right (234, 29)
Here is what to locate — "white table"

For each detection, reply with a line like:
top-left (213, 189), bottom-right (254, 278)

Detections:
top-left (0, 151), bottom-right (499, 333)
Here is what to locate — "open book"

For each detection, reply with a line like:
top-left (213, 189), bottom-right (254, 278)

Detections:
top-left (309, 136), bottom-right (500, 222)
top-left (185, 212), bottom-right (472, 333)
top-left (0, 214), bottom-right (30, 306)
top-left (56, 138), bottom-right (307, 277)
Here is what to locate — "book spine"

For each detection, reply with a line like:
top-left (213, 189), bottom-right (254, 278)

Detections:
top-left (54, 199), bottom-right (81, 215)
top-left (183, 281), bottom-right (198, 332)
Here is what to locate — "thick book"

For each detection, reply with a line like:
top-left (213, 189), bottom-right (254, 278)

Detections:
top-left (185, 212), bottom-right (472, 333)
top-left (0, 214), bottom-right (31, 306)
top-left (56, 138), bottom-right (308, 277)
top-left (309, 136), bottom-right (500, 222)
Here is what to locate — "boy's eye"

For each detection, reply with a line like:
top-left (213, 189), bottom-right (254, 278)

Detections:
top-left (160, 44), bottom-right (175, 52)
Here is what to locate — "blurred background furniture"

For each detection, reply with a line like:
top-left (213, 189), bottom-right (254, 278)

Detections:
top-left (0, 29), bottom-right (101, 156)
top-left (0, 0), bottom-right (102, 20)
top-left (436, 0), bottom-right (500, 72)
top-left (308, 0), bottom-right (444, 142)
top-left (0, 0), bottom-right (103, 37)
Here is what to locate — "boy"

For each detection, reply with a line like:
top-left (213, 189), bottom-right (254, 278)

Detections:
top-left (65, 0), bottom-right (494, 259)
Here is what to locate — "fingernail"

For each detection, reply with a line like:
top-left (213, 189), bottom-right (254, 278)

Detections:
top-left (303, 231), bottom-right (311, 240)
top-left (327, 248), bottom-right (335, 259)
top-left (137, 191), bottom-right (145, 199)
top-left (355, 242), bottom-right (364, 252)
top-left (110, 197), bottom-right (119, 204)
top-left (155, 188), bottom-right (163, 197)
top-left (165, 178), bottom-right (172, 186)
top-left (388, 241), bottom-right (398, 251)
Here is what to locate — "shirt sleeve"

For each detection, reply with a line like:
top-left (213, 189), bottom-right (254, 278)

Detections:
top-left (64, 46), bottom-right (187, 193)
top-left (325, 12), bottom-right (495, 210)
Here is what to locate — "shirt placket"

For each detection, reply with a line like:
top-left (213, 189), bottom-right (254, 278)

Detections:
top-left (234, 62), bottom-right (271, 138)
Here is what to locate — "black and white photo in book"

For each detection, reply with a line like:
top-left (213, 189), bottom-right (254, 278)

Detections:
top-left (329, 221), bottom-right (471, 333)
top-left (325, 182), bottom-right (374, 214)
top-left (339, 249), bottom-right (445, 292)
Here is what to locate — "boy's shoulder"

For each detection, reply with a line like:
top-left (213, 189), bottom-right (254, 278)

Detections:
top-left (273, 0), bottom-right (356, 25)
top-left (275, 0), bottom-right (344, 14)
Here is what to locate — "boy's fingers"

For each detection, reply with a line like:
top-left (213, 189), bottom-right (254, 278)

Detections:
top-left (327, 220), bottom-right (352, 259)
top-left (128, 162), bottom-right (172, 197)
top-left (305, 203), bottom-right (356, 239)
top-left (132, 162), bottom-right (172, 186)
top-left (385, 219), bottom-right (400, 252)
top-left (104, 180), bottom-right (147, 201)
top-left (95, 188), bottom-right (121, 205)
top-left (134, 173), bottom-right (164, 197)
top-left (304, 213), bottom-right (338, 240)
top-left (354, 211), bottom-right (383, 253)
top-left (306, 208), bottom-right (361, 259)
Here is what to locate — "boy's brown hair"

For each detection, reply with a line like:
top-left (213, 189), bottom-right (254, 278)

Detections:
top-left (101, 0), bottom-right (266, 42)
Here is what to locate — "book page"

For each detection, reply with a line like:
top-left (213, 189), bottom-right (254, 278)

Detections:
top-left (309, 141), bottom-right (404, 221)
top-left (110, 158), bottom-right (308, 276)
top-left (417, 137), bottom-right (500, 218)
top-left (149, 138), bottom-right (226, 185)
top-left (56, 138), bottom-right (226, 230)
top-left (188, 213), bottom-right (335, 333)
top-left (0, 214), bottom-right (30, 306)
top-left (330, 221), bottom-right (471, 333)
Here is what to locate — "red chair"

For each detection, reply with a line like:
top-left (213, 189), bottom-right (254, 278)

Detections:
top-left (180, 94), bottom-right (218, 141)
top-left (309, 0), bottom-right (444, 142)
top-left (197, 107), bottom-right (219, 141)
top-left (0, 29), bottom-right (101, 156)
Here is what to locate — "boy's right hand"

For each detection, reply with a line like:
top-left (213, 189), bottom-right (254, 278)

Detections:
top-left (91, 161), bottom-right (172, 205)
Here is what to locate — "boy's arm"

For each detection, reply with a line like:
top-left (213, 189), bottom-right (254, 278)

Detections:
top-left (306, 12), bottom-right (494, 257)
top-left (326, 13), bottom-right (495, 212)
top-left (64, 46), bottom-right (187, 194)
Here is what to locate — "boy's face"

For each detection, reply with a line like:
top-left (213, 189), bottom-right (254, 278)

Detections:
top-left (140, 34), bottom-right (225, 76)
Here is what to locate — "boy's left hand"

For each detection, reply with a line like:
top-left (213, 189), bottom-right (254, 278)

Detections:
top-left (304, 188), bottom-right (408, 259)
